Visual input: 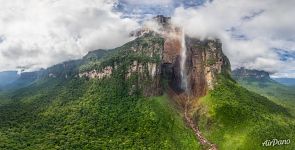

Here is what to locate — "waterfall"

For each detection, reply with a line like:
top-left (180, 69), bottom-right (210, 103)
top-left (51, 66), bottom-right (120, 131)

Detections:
top-left (180, 29), bottom-right (188, 91)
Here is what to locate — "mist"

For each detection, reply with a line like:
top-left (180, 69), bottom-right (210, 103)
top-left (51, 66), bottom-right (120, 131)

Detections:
top-left (171, 0), bottom-right (295, 77)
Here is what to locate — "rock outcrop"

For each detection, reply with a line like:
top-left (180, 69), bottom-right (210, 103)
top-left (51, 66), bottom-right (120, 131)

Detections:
top-left (80, 32), bottom-right (164, 97)
top-left (79, 66), bottom-right (113, 79)
top-left (232, 67), bottom-right (271, 81)
top-left (153, 16), bottom-right (231, 98)
top-left (79, 15), bottom-right (231, 99)
top-left (185, 38), bottom-right (231, 98)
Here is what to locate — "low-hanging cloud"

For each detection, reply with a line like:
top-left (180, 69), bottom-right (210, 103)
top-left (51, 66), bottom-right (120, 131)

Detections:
top-left (172, 0), bottom-right (295, 77)
top-left (0, 0), bottom-right (139, 71)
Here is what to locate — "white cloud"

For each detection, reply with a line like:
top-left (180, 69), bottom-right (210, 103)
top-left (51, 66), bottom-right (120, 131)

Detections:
top-left (1, 0), bottom-right (294, 78)
top-left (271, 70), bottom-right (295, 78)
top-left (172, 0), bottom-right (295, 76)
top-left (0, 0), bottom-right (139, 71)
top-left (120, 0), bottom-right (172, 5)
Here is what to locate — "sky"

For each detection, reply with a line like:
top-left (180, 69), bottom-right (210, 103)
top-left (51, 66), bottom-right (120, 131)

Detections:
top-left (0, 0), bottom-right (295, 78)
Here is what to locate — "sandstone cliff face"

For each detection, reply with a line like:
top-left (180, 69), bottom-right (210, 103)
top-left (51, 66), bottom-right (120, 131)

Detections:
top-left (154, 15), bottom-right (230, 98)
top-left (79, 66), bottom-right (113, 79)
top-left (186, 38), bottom-right (231, 98)
top-left (161, 36), bottom-right (230, 98)
top-left (126, 39), bottom-right (163, 97)
top-left (79, 16), bottom-right (231, 99)
top-left (79, 33), bottom-right (164, 96)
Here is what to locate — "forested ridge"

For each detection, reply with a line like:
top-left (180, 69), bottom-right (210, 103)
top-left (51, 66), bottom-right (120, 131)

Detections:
top-left (0, 33), bottom-right (294, 150)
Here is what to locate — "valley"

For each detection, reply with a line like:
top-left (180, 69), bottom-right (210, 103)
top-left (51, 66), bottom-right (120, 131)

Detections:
top-left (232, 68), bottom-right (295, 116)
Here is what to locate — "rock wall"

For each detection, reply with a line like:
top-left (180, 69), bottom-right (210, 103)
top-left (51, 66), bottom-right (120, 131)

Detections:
top-left (78, 16), bottom-right (231, 99)
top-left (156, 16), bottom-right (231, 98)
top-left (161, 34), bottom-right (230, 98)
top-left (79, 66), bottom-right (113, 79)
top-left (185, 38), bottom-right (230, 98)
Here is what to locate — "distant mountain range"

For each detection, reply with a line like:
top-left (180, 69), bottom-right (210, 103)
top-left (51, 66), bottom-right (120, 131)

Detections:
top-left (232, 67), bottom-right (272, 81)
top-left (273, 78), bottom-right (295, 86)
top-left (231, 67), bottom-right (295, 87)
top-left (0, 71), bottom-right (19, 89)
top-left (232, 67), bottom-right (295, 115)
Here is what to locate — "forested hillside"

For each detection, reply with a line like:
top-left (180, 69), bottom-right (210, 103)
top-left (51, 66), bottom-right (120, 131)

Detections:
top-left (0, 30), bottom-right (294, 150)
top-left (0, 77), bottom-right (201, 149)
top-left (196, 77), bottom-right (295, 150)
top-left (232, 68), bottom-right (295, 116)
top-left (0, 33), bottom-right (200, 149)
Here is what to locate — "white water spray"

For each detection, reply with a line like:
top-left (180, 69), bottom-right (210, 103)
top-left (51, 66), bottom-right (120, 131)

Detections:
top-left (180, 29), bottom-right (188, 91)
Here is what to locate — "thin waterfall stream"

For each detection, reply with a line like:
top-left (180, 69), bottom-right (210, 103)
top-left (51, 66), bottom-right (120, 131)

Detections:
top-left (180, 29), bottom-right (188, 91)
top-left (179, 30), bottom-right (218, 150)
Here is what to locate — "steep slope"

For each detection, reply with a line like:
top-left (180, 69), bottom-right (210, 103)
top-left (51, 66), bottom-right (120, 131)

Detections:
top-left (0, 33), bottom-right (200, 149)
top-left (0, 49), bottom-right (109, 92)
top-left (232, 68), bottom-right (295, 115)
top-left (195, 77), bottom-right (295, 149)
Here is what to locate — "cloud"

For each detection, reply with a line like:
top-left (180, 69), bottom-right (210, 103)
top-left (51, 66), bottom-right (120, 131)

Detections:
top-left (0, 0), bottom-right (139, 71)
top-left (172, 0), bottom-right (295, 76)
top-left (271, 70), bottom-right (295, 78)
top-left (120, 0), bottom-right (172, 5)
top-left (1, 0), bottom-right (294, 78)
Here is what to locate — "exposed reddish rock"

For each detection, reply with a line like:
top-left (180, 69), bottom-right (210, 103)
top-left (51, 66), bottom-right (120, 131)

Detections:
top-left (185, 38), bottom-right (230, 98)
top-left (79, 15), bottom-right (231, 99)
top-left (151, 16), bottom-right (230, 98)
top-left (163, 32), bottom-right (182, 64)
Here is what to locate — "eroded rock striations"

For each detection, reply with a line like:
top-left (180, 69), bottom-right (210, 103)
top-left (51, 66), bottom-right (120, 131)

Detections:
top-left (154, 16), bottom-right (231, 98)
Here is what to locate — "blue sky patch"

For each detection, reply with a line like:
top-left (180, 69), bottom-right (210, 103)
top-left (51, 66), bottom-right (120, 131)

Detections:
top-left (115, 0), bottom-right (207, 20)
top-left (274, 48), bottom-right (295, 61)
